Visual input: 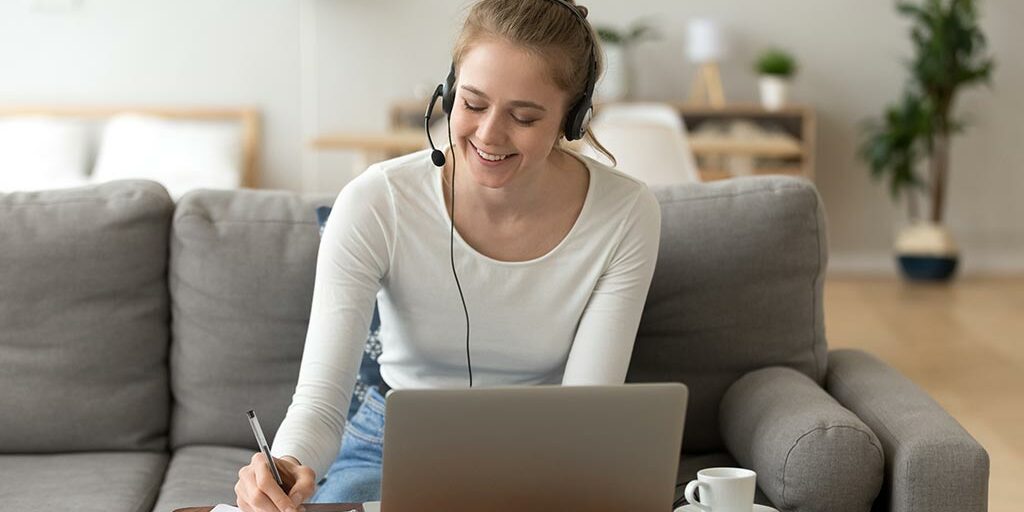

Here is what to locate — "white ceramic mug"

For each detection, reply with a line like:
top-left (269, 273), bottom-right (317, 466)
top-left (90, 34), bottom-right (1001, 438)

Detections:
top-left (683, 467), bottom-right (757, 512)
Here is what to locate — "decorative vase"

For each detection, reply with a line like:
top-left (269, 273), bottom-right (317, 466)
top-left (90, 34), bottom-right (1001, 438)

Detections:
top-left (894, 222), bottom-right (959, 281)
top-left (596, 44), bottom-right (627, 102)
top-left (758, 75), bottom-right (788, 111)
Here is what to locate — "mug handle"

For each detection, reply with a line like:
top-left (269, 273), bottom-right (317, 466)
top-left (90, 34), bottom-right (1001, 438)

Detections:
top-left (684, 480), bottom-right (711, 512)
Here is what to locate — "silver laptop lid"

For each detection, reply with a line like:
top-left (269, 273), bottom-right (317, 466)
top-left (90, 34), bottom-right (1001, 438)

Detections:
top-left (381, 383), bottom-right (688, 512)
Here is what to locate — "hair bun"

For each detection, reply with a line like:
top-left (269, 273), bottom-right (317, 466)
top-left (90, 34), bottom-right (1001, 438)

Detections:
top-left (575, 4), bottom-right (589, 18)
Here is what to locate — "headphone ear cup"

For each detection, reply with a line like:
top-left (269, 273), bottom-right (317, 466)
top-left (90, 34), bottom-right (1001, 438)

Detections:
top-left (563, 101), bottom-right (592, 142)
top-left (442, 64), bottom-right (457, 115)
top-left (563, 103), bottom-right (580, 141)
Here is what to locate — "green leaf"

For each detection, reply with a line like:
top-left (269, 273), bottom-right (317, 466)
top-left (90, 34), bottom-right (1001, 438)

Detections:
top-left (755, 48), bottom-right (797, 77)
top-left (862, 0), bottom-right (996, 207)
top-left (595, 27), bottom-right (623, 45)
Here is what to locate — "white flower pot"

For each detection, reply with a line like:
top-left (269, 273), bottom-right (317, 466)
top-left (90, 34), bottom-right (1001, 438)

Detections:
top-left (596, 44), bottom-right (627, 102)
top-left (759, 75), bottom-right (789, 111)
top-left (894, 222), bottom-right (959, 281)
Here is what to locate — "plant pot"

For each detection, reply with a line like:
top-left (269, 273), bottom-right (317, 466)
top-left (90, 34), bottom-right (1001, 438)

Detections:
top-left (894, 222), bottom-right (959, 281)
top-left (759, 75), bottom-right (789, 111)
top-left (596, 44), bottom-right (627, 101)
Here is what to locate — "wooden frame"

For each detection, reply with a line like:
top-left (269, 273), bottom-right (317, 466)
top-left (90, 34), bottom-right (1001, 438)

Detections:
top-left (0, 105), bottom-right (261, 187)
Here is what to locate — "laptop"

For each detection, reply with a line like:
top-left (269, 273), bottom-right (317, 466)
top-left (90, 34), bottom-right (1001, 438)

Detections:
top-left (379, 383), bottom-right (688, 512)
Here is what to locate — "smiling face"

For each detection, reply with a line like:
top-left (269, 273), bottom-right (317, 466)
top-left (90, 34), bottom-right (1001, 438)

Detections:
top-left (449, 38), bottom-right (573, 190)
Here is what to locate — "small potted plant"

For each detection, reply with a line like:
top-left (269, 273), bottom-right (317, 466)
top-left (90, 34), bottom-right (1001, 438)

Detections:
top-left (859, 0), bottom-right (994, 281)
top-left (595, 21), bottom-right (658, 101)
top-left (755, 48), bottom-right (797, 111)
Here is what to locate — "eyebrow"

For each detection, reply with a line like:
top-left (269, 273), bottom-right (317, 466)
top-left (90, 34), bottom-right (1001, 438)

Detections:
top-left (460, 85), bottom-right (547, 112)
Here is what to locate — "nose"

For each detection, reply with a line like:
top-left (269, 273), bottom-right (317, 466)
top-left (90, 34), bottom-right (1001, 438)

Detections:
top-left (475, 108), bottom-right (507, 147)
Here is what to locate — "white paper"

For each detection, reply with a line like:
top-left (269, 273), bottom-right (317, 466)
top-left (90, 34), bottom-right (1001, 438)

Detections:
top-left (210, 504), bottom-right (367, 512)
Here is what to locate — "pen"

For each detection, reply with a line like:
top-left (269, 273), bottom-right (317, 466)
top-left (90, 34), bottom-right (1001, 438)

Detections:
top-left (247, 409), bottom-right (284, 487)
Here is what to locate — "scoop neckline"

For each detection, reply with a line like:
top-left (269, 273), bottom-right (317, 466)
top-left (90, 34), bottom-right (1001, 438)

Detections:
top-left (431, 147), bottom-right (595, 266)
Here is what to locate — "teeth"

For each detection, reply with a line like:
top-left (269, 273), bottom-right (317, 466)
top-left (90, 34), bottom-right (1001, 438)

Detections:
top-left (476, 147), bottom-right (510, 161)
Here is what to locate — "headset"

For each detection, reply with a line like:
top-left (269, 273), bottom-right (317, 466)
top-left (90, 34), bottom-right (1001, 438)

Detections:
top-left (423, 0), bottom-right (599, 387)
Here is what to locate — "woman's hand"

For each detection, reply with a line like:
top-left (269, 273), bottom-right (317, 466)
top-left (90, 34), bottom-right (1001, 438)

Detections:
top-left (235, 453), bottom-right (316, 512)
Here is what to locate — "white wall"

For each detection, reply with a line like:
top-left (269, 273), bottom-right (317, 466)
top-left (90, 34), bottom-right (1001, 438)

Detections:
top-left (0, 0), bottom-right (302, 191)
top-left (1, 0), bottom-right (1021, 274)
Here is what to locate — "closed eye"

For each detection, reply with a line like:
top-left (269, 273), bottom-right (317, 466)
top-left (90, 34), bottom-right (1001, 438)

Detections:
top-left (462, 100), bottom-right (538, 126)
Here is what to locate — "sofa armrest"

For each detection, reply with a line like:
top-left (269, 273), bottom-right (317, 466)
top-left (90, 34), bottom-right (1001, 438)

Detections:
top-left (826, 349), bottom-right (989, 512)
top-left (720, 366), bottom-right (884, 512)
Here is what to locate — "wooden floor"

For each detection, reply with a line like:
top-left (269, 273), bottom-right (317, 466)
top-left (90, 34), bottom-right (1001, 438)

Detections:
top-left (824, 277), bottom-right (1024, 512)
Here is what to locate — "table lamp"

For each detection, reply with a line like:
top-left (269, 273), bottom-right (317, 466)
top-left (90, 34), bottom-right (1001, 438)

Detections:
top-left (686, 18), bottom-right (727, 108)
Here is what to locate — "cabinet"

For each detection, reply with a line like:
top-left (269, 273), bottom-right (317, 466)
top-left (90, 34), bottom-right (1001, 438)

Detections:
top-left (666, 103), bottom-right (816, 182)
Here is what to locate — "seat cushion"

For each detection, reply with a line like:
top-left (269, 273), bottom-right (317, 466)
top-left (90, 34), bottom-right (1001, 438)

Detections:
top-left (152, 445), bottom-right (254, 512)
top-left (0, 180), bottom-right (173, 452)
top-left (629, 176), bottom-right (828, 453)
top-left (0, 451), bottom-right (168, 512)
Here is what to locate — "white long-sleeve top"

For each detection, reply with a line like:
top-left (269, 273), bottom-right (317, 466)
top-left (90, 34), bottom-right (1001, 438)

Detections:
top-left (271, 148), bottom-right (662, 480)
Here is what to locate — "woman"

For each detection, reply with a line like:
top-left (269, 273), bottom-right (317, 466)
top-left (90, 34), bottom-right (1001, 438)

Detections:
top-left (234, 1), bottom-right (661, 510)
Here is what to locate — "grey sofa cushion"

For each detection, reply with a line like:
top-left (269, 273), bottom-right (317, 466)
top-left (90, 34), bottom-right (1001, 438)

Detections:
top-left (0, 451), bottom-right (168, 512)
top-left (0, 181), bottom-right (173, 453)
top-left (169, 188), bottom-right (335, 450)
top-left (152, 445), bottom-right (254, 512)
top-left (628, 176), bottom-right (828, 453)
top-left (720, 366), bottom-right (884, 512)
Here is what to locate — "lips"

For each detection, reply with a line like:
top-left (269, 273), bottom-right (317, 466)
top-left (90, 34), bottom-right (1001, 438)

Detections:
top-left (469, 141), bottom-right (517, 166)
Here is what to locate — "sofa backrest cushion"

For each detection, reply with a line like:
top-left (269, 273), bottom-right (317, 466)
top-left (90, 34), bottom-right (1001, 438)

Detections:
top-left (169, 188), bottom-right (333, 450)
top-left (628, 176), bottom-right (829, 453)
top-left (0, 180), bottom-right (173, 453)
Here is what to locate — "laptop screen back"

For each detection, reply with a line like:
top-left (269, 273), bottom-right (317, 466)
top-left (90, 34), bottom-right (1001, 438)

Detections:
top-left (381, 383), bottom-right (688, 512)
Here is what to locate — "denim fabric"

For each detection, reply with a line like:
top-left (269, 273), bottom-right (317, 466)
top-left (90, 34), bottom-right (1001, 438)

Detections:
top-left (311, 386), bottom-right (386, 504)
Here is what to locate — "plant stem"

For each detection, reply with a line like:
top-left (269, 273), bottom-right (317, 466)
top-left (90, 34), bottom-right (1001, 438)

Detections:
top-left (930, 132), bottom-right (950, 223)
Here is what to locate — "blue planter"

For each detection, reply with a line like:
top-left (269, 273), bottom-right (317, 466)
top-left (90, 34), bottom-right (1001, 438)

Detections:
top-left (897, 255), bottom-right (959, 282)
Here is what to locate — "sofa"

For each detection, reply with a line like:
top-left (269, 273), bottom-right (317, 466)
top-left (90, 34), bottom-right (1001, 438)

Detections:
top-left (0, 176), bottom-right (988, 512)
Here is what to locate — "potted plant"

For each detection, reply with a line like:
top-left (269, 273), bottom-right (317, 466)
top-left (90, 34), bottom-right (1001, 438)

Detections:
top-left (754, 48), bottom-right (797, 111)
top-left (859, 0), bottom-right (994, 281)
top-left (595, 21), bottom-right (658, 101)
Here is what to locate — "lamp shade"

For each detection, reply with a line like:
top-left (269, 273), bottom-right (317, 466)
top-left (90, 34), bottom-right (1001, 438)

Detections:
top-left (686, 18), bottom-right (726, 63)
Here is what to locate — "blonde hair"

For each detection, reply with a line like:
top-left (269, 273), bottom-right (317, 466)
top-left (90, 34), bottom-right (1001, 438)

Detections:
top-left (452, 0), bottom-right (616, 166)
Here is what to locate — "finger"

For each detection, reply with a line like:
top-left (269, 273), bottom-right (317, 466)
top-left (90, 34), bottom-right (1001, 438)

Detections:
top-left (287, 488), bottom-right (304, 508)
top-left (234, 481), bottom-right (250, 512)
top-left (238, 468), bottom-right (276, 512)
top-left (254, 454), bottom-right (297, 512)
top-left (236, 469), bottom-right (260, 511)
top-left (246, 488), bottom-right (282, 512)
top-left (288, 467), bottom-right (316, 507)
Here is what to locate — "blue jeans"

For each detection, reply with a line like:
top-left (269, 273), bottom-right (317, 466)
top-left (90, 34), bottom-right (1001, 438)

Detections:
top-left (311, 386), bottom-right (386, 504)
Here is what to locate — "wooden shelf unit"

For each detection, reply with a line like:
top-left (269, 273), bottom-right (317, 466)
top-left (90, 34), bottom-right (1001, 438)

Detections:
top-left (666, 102), bottom-right (816, 182)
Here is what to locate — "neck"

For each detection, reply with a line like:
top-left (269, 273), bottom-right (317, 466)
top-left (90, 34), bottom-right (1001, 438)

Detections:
top-left (443, 146), bottom-right (568, 223)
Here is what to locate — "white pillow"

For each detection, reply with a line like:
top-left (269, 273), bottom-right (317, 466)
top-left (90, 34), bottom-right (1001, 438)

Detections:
top-left (91, 114), bottom-right (242, 200)
top-left (0, 116), bottom-right (92, 192)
